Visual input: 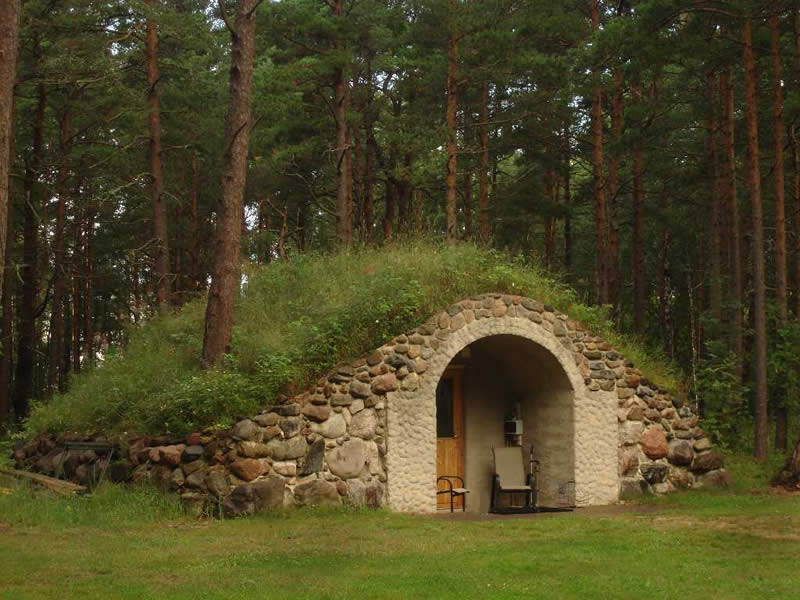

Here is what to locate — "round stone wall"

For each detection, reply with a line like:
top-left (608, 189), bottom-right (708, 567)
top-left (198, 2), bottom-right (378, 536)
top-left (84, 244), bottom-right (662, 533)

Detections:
top-left (16, 293), bottom-right (728, 515)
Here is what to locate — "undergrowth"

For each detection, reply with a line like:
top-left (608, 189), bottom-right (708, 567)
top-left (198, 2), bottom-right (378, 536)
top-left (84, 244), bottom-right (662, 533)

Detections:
top-left (26, 241), bottom-right (682, 437)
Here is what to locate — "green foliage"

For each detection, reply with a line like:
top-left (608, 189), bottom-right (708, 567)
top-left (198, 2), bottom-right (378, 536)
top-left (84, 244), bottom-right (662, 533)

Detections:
top-left (696, 339), bottom-right (750, 450)
top-left (26, 241), bottom-right (681, 437)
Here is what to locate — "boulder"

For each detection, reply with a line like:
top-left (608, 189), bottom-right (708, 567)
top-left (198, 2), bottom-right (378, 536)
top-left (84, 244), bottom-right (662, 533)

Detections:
top-left (371, 374), bottom-right (398, 394)
top-left (294, 479), bottom-right (339, 507)
top-left (300, 438), bottom-right (325, 476)
top-left (159, 445), bottom-right (185, 467)
top-left (327, 439), bottom-right (368, 479)
top-left (267, 436), bottom-right (307, 461)
top-left (694, 468), bottom-right (732, 489)
top-left (640, 426), bottom-right (669, 460)
top-left (238, 441), bottom-right (271, 458)
top-left (184, 467), bottom-right (209, 491)
top-left (691, 451), bottom-right (724, 473)
top-left (302, 404), bottom-right (330, 422)
top-left (619, 478), bottom-right (651, 498)
top-left (316, 413), bottom-right (346, 439)
top-left (182, 445), bottom-right (204, 463)
top-left (222, 477), bottom-right (286, 518)
top-left (349, 409), bottom-right (377, 440)
top-left (254, 412), bottom-right (280, 427)
top-left (693, 437), bottom-right (712, 452)
top-left (667, 440), bottom-right (694, 466)
top-left (640, 463), bottom-right (668, 485)
top-left (619, 448), bottom-right (639, 476)
top-left (272, 461), bottom-right (297, 477)
top-left (279, 417), bottom-right (302, 439)
top-left (206, 468), bottom-right (230, 498)
top-left (232, 419), bottom-right (262, 442)
top-left (230, 458), bottom-right (267, 482)
top-left (348, 381), bottom-right (371, 399)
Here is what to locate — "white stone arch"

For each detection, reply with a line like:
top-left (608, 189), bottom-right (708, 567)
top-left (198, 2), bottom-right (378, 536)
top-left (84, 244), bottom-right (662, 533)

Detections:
top-left (384, 311), bottom-right (619, 512)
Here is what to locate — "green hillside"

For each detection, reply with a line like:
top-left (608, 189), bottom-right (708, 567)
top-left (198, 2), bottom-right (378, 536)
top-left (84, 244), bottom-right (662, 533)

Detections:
top-left (27, 242), bottom-right (681, 438)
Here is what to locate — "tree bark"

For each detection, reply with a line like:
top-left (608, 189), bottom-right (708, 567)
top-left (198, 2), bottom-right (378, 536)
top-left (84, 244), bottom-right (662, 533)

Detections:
top-left (769, 14), bottom-right (788, 452)
top-left (0, 97), bottom-right (15, 429)
top-left (607, 69), bottom-right (623, 310)
top-left (793, 6), bottom-right (800, 318)
top-left (445, 0), bottom-right (459, 241)
top-left (769, 15), bottom-right (788, 325)
top-left (708, 71), bottom-right (722, 322)
top-left (632, 80), bottom-right (646, 335)
top-left (147, 0), bottom-right (170, 311)
top-left (202, 0), bottom-right (259, 366)
top-left (0, 0), bottom-right (20, 296)
top-left (463, 170), bottom-right (473, 239)
top-left (562, 125), bottom-right (573, 275)
top-left (13, 76), bottom-right (45, 423)
top-left (720, 69), bottom-right (744, 376)
top-left (71, 203), bottom-right (82, 375)
top-left (478, 81), bottom-right (490, 245)
top-left (743, 19), bottom-right (769, 462)
top-left (363, 122), bottom-right (376, 243)
top-left (48, 108), bottom-right (72, 394)
top-left (84, 201), bottom-right (94, 366)
top-left (591, 0), bottom-right (607, 304)
top-left (332, 0), bottom-right (352, 246)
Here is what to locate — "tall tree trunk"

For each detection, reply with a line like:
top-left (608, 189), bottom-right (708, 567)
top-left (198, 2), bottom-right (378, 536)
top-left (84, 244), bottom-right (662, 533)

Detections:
top-left (632, 81), bottom-right (646, 335)
top-left (383, 180), bottom-right (394, 241)
top-left (657, 185), bottom-right (672, 356)
top-left (562, 126), bottom-right (572, 275)
top-left (13, 76), bottom-right (45, 423)
top-left (363, 123), bottom-right (376, 243)
top-left (769, 14), bottom-right (789, 452)
top-left (84, 201), bottom-right (94, 366)
top-left (793, 6), bottom-right (800, 318)
top-left (720, 69), bottom-right (744, 376)
top-left (607, 69), bottom-right (623, 309)
top-left (202, 0), bottom-right (259, 366)
top-left (445, 0), bottom-right (459, 241)
top-left (48, 109), bottom-right (72, 395)
top-left (743, 19), bottom-right (769, 462)
top-left (0, 97), bottom-right (15, 429)
top-left (708, 71), bottom-right (722, 322)
top-left (146, 0), bottom-right (170, 311)
top-left (332, 0), bottom-right (352, 246)
top-left (71, 204), bottom-right (82, 375)
top-left (353, 126), bottom-right (363, 240)
top-left (0, 0), bottom-right (19, 295)
top-left (770, 15), bottom-right (788, 325)
top-left (591, 0), bottom-right (607, 304)
top-left (478, 80), bottom-right (489, 245)
top-left (189, 152), bottom-right (202, 291)
top-left (463, 170), bottom-right (473, 238)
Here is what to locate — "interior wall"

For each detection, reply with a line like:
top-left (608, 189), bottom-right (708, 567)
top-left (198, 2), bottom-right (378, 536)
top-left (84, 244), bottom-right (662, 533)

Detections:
top-left (455, 335), bottom-right (574, 513)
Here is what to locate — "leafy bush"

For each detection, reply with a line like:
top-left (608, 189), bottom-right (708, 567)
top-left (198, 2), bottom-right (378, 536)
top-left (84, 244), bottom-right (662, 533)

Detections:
top-left (26, 241), bottom-right (682, 437)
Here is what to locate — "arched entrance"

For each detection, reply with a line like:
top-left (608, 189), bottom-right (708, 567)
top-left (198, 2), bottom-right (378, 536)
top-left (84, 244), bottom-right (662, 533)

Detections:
top-left (435, 334), bottom-right (575, 513)
top-left (385, 303), bottom-right (619, 513)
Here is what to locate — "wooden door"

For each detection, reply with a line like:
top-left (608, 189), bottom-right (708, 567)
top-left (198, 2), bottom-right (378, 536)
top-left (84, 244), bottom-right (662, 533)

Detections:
top-left (436, 369), bottom-right (464, 509)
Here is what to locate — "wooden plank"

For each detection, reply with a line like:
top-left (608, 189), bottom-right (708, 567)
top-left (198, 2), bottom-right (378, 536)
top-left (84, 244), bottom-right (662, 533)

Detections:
top-left (0, 467), bottom-right (87, 496)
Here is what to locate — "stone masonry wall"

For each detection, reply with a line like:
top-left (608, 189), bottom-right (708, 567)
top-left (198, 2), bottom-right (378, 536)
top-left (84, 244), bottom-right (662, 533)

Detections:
top-left (14, 293), bottom-right (729, 516)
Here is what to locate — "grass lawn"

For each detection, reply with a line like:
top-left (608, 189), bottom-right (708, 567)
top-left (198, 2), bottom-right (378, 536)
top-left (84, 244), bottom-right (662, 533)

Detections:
top-left (0, 482), bottom-right (798, 600)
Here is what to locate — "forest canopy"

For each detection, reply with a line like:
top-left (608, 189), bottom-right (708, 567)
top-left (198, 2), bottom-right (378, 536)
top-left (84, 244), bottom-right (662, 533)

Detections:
top-left (0, 0), bottom-right (799, 460)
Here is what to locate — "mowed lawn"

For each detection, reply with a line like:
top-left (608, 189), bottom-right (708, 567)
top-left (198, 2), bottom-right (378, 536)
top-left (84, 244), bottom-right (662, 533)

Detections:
top-left (0, 483), bottom-right (798, 600)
